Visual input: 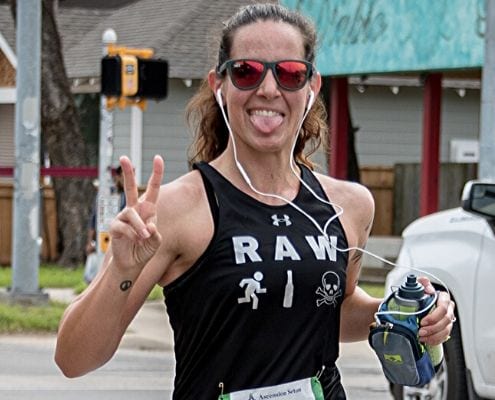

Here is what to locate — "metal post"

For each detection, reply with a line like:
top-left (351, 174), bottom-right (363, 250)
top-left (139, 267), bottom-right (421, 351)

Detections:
top-left (420, 73), bottom-right (442, 216)
top-left (96, 29), bottom-right (118, 259)
top-left (329, 77), bottom-right (349, 179)
top-left (9, 0), bottom-right (47, 304)
top-left (479, 0), bottom-right (495, 181)
top-left (130, 106), bottom-right (143, 185)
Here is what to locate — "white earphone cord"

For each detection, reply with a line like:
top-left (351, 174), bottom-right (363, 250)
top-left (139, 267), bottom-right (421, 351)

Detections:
top-left (215, 88), bottom-right (450, 301)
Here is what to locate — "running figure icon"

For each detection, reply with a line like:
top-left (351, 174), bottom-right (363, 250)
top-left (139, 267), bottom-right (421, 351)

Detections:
top-left (238, 271), bottom-right (267, 309)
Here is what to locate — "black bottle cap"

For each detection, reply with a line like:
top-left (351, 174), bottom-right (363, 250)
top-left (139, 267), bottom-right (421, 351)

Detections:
top-left (398, 274), bottom-right (425, 299)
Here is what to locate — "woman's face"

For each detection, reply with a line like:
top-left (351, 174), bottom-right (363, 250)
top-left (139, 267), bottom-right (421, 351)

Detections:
top-left (210, 21), bottom-right (321, 158)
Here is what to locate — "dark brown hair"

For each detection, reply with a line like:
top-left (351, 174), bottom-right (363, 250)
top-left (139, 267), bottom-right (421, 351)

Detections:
top-left (186, 3), bottom-right (327, 168)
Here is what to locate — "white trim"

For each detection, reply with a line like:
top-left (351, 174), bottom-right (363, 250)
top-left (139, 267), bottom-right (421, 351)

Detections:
top-left (348, 75), bottom-right (481, 90)
top-left (0, 87), bottom-right (16, 103)
top-left (0, 32), bottom-right (17, 69)
top-left (130, 106), bottom-right (143, 185)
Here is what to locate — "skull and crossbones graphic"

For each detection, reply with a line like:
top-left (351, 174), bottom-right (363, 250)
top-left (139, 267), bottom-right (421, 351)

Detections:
top-left (316, 271), bottom-right (342, 307)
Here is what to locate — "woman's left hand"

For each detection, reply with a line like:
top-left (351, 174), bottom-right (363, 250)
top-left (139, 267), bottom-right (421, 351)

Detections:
top-left (417, 277), bottom-right (456, 346)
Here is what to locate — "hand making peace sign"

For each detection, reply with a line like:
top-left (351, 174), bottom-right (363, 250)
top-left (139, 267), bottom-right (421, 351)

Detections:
top-left (109, 155), bottom-right (164, 272)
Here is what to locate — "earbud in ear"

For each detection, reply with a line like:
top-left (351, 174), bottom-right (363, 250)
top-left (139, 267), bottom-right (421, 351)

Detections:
top-left (307, 90), bottom-right (315, 110)
top-left (216, 88), bottom-right (224, 108)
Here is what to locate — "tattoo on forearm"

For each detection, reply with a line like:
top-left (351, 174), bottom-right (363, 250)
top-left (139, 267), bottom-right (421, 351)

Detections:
top-left (352, 250), bottom-right (363, 263)
top-left (352, 220), bottom-right (372, 263)
top-left (120, 280), bottom-right (133, 291)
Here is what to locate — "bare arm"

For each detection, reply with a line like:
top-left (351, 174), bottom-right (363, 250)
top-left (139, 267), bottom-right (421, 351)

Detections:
top-left (338, 183), bottom-right (377, 342)
top-left (55, 254), bottom-right (162, 376)
top-left (55, 155), bottom-right (167, 377)
top-left (332, 179), bottom-right (455, 344)
top-left (335, 184), bottom-right (455, 344)
top-left (340, 286), bottom-right (381, 342)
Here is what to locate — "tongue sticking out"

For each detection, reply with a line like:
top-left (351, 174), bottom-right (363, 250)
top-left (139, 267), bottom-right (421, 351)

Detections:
top-left (250, 113), bottom-right (284, 133)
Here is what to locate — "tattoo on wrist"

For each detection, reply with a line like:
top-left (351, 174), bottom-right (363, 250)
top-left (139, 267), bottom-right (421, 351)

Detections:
top-left (120, 280), bottom-right (132, 291)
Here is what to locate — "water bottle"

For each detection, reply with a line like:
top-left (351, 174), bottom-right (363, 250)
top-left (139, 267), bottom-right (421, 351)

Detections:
top-left (387, 274), bottom-right (444, 368)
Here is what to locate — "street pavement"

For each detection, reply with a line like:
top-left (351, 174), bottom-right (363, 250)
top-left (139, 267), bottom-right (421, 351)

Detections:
top-left (0, 290), bottom-right (392, 399)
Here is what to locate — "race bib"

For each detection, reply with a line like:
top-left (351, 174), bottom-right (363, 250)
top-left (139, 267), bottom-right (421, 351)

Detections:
top-left (219, 376), bottom-right (324, 400)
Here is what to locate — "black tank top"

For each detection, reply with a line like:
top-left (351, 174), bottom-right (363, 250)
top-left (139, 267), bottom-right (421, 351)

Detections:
top-left (163, 162), bottom-right (349, 399)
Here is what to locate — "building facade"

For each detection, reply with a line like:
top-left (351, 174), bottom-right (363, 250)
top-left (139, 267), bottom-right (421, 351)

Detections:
top-left (0, 0), bottom-right (485, 235)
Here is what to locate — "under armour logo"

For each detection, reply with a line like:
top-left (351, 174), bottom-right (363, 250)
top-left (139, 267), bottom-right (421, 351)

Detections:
top-left (271, 214), bottom-right (292, 226)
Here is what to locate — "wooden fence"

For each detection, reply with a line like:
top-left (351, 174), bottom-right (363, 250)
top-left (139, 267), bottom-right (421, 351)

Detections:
top-left (360, 166), bottom-right (395, 236)
top-left (393, 163), bottom-right (477, 235)
top-left (0, 183), bottom-right (58, 265)
top-left (354, 163), bottom-right (477, 236)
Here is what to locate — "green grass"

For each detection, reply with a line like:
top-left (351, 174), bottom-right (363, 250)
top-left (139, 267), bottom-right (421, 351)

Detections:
top-left (0, 264), bottom-right (84, 334)
top-left (0, 264), bottom-right (84, 289)
top-left (359, 282), bottom-right (385, 298)
top-left (0, 301), bottom-right (67, 334)
top-left (0, 264), bottom-right (163, 334)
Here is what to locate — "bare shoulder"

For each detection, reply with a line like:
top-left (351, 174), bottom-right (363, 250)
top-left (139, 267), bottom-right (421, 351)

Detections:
top-left (152, 169), bottom-right (213, 284)
top-left (156, 169), bottom-right (206, 211)
top-left (155, 169), bottom-right (211, 240)
top-left (313, 172), bottom-right (375, 245)
top-left (314, 172), bottom-right (374, 215)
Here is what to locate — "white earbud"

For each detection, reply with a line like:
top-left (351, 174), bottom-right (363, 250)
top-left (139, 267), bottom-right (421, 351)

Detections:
top-left (307, 90), bottom-right (315, 111)
top-left (216, 88), bottom-right (224, 108)
top-left (215, 87), bottom-right (252, 185)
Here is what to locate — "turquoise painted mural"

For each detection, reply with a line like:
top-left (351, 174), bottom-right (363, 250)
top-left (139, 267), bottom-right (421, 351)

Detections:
top-left (282, 0), bottom-right (486, 75)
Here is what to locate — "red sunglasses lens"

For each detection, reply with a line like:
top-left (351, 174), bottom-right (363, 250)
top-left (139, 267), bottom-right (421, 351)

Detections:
top-left (230, 60), bottom-right (264, 89)
top-left (276, 61), bottom-right (309, 89)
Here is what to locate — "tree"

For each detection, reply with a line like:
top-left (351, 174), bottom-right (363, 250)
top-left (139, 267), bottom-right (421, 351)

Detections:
top-left (10, 0), bottom-right (95, 266)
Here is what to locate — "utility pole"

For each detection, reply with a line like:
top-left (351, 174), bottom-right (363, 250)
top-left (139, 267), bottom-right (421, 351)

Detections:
top-left (479, 0), bottom-right (495, 181)
top-left (10, 0), bottom-right (47, 303)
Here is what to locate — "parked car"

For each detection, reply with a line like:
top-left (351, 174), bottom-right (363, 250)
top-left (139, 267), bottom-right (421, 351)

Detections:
top-left (385, 180), bottom-right (495, 400)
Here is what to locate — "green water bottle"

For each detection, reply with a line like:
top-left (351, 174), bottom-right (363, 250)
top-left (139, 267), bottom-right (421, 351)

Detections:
top-left (387, 274), bottom-right (444, 368)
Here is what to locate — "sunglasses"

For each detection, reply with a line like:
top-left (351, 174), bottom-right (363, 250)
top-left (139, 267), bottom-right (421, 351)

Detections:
top-left (217, 59), bottom-right (314, 91)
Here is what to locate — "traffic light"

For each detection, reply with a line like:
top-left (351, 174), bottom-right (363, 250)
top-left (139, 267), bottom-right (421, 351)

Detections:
top-left (101, 46), bottom-right (168, 103)
top-left (120, 55), bottom-right (139, 97)
top-left (136, 58), bottom-right (168, 99)
top-left (101, 56), bottom-right (121, 96)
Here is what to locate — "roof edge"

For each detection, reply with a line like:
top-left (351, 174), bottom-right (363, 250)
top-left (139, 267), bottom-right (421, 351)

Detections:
top-left (0, 31), bottom-right (16, 68)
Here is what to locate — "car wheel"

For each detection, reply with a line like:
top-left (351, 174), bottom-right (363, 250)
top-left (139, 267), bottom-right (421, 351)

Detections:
top-left (390, 315), bottom-right (468, 400)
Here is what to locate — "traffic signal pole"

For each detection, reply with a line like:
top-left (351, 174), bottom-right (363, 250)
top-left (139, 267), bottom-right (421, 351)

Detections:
top-left (97, 29), bottom-right (118, 260)
top-left (95, 33), bottom-right (168, 264)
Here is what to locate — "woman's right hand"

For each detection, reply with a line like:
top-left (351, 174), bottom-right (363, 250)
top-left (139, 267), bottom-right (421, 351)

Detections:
top-left (108, 155), bottom-right (164, 273)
